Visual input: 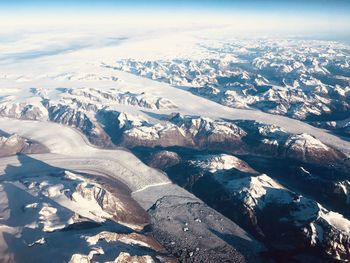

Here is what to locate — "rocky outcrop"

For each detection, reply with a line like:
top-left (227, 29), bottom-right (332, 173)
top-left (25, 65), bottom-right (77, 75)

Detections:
top-left (333, 180), bottom-right (350, 205)
top-left (237, 121), bottom-right (346, 164)
top-left (122, 114), bottom-right (246, 152)
top-left (283, 133), bottom-right (346, 164)
top-left (114, 38), bottom-right (350, 124)
top-left (220, 173), bottom-right (350, 262)
top-left (313, 117), bottom-right (350, 136)
top-left (148, 195), bottom-right (265, 263)
top-left (48, 104), bottom-right (113, 147)
top-left (189, 154), bottom-right (257, 174)
top-left (69, 87), bottom-right (178, 110)
top-left (0, 133), bottom-right (48, 157)
top-left (114, 253), bottom-right (155, 263)
top-left (0, 168), bottom-right (170, 263)
top-left (148, 150), bottom-right (181, 170)
top-left (0, 101), bottom-right (48, 120)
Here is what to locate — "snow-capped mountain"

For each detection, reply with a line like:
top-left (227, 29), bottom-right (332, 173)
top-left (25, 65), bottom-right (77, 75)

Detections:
top-left (1, 24), bottom-right (350, 262)
top-left (145, 152), bottom-right (350, 261)
top-left (0, 167), bottom-right (174, 262)
top-left (222, 172), bottom-right (350, 261)
top-left (0, 132), bottom-right (48, 157)
top-left (114, 39), bottom-right (350, 124)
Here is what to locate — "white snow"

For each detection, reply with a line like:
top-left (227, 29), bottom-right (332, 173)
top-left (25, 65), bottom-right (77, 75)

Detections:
top-left (285, 133), bottom-right (330, 151)
top-left (0, 28), bottom-right (348, 155)
top-left (320, 209), bottom-right (350, 233)
top-left (0, 21), bottom-right (350, 262)
top-left (225, 174), bottom-right (292, 209)
top-left (190, 154), bottom-right (256, 173)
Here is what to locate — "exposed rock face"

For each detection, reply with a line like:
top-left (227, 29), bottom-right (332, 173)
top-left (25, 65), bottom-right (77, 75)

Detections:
top-left (2, 30), bottom-right (350, 263)
top-left (121, 115), bottom-right (346, 167)
top-left (0, 86), bottom-right (177, 147)
top-left (333, 180), bottom-right (350, 205)
top-left (122, 114), bottom-right (246, 151)
top-left (122, 116), bottom-right (347, 167)
top-left (219, 173), bottom-right (350, 262)
top-left (189, 154), bottom-right (257, 174)
top-left (69, 252), bottom-right (162, 263)
top-left (86, 231), bottom-right (164, 251)
top-left (69, 254), bottom-right (90, 263)
top-left (47, 103), bottom-right (113, 147)
top-left (170, 113), bottom-right (246, 149)
top-left (283, 133), bottom-right (346, 164)
top-left (123, 122), bottom-right (190, 147)
top-left (114, 252), bottom-right (155, 263)
top-left (148, 195), bottom-right (265, 263)
top-left (0, 133), bottom-right (49, 157)
top-left (72, 182), bottom-right (134, 225)
top-left (313, 117), bottom-right (350, 137)
top-left (0, 101), bottom-right (48, 120)
top-left (0, 168), bottom-right (171, 263)
top-left (145, 150), bottom-right (350, 262)
top-left (236, 120), bottom-right (346, 164)
top-left (114, 39), bottom-right (350, 123)
top-left (68, 87), bottom-right (178, 110)
top-left (0, 84), bottom-right (346, 167)
top-left (304, 211), bottom-right (350, 261)
top-left (148, 150), bottom-right (181, 170)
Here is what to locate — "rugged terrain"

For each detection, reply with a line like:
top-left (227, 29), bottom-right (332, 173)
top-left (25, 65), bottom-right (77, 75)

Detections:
top-left (0, 26), bottom-right (350, 262)
top-left (115, 39), bottom-right (350, 126)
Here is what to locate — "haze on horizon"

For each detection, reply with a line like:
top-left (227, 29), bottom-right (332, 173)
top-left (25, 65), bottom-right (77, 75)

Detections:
top-left (0, 0), bottom-right (349, 38)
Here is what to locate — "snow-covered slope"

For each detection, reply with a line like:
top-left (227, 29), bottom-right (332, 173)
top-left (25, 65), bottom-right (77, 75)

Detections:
top-left (189, 154), bottom-right (257, 173)
top-left (224, 173), bottom-right (350, 261)
top-left (0, 132), bottom-right (48, 157)
top-left (0, 118), bottom-right (263, 262)
top-left (0, 118), bottom-right (170, 192)
top-left (0, 168), bottom-right (173, 263)
top-left (313, 117), bottom-right (350, 137)
top-left (0, 33), bottom-right (350, 155)
top-left (115, 39), bottom-right (350, 122)
top-left (186, 153), bottom-right (350, 261)
top-left (1, 26), bottom-right (350, 262)
top-left (121, 115), bottom-right (346, 165)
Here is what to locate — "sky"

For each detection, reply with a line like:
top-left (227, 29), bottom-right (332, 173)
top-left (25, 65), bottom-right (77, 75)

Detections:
top-left (1, 0), bottom-right (349, 13)
top-left (0, 0), bottom-right (349, 36)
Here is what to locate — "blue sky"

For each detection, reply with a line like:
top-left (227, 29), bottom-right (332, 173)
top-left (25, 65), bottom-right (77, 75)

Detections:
top-left (1, 0), bottom-right (349, 36)
top-left (1, 0), bottom-right (350, 14)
